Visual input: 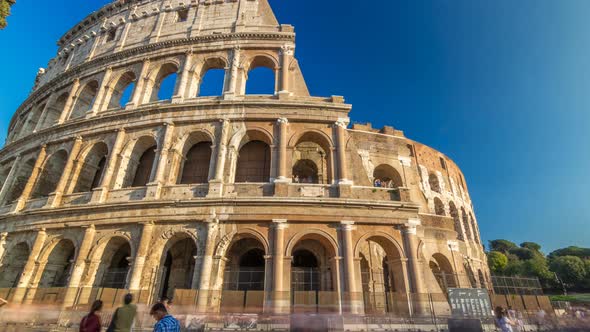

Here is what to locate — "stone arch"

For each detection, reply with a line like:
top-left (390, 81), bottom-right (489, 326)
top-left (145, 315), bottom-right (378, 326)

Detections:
top-left (70, 80), bottom-right (99, 120)
top-left (193, 57), bottom-right (227, 97)
top-left (0, 242), bottom-right (30, 288)
top-left (177, 131), bottom-right (214, 184)
top-left (429, 253), bottom-right (457, 292)
top-left (39, 92), bottom-right (69, 130)
top-left (155, 232), bottom-right (199, 300)
top-left (20, 103), bottom-right (45, 137)
top-left (233, 129), bottom-right (273, 183)
top-left (428, 173), bottom-right (441, 193)
top-left (107, 71), bottom-right (137, 109)
top-left (90, 235), bottom-right (134, 288)
top-left (146, 62), bottom-right (180, 103)
top-left (73, 142), bottom-right (109, 193)
top-left (31, 149), bottom-right (69, 198)
top-left (285, 229), bottom-right (338, 258)
top-left (221, 231), bottom-right (268, 292)
top-left (244, 55), bottom-right (279, 95)
top-left (373, 164), bottom-right (403, 188)
top-left (434, 197), bottom-right (445, 216)
top-left (289, 130), bottom-right (334, 184)
top-left (37, 238), bottom-right (76, 287)
top-left (215, 229), bottom-right (270, 258)
top-left (449, 202), bottom-right (464, 241)
top-left (121, 136), bottom-right (158, 188)
top-left (4, 156), bottom-right (37, 204)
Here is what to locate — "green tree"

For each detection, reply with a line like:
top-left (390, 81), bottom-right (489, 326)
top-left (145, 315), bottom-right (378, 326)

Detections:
top-left (549, 256), bottom-right (587, 286)
top-left (521, 242), bottom-right (542, 252)
top-left (489, 239), bottom-right (518, 254)
top-left (488, 251), bottom-right (508, 274)
top-left (549, 246), bottom-right (590, 259)
top-left (522, 257), bottom-right (553, 287)
top-left (509, 247), bottom-right (537, 260)
top-left (505, 259), bottom-right (524, 276)
top-left (0, 0), bottom-right (16, 29)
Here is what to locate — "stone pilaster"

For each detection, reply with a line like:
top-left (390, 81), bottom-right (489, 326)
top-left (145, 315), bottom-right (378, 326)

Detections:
top-left (12, 229), bottom-right (47, 303)
top-left (62, 225), bottom-right (96, 307)
top-left (0, 232), bottom-right (8, 264)
top-left (0, 155), bottom-right (22, 205)
top-left (195, 219), bottom-right (219, 312)
top-left (208, 119), bottom-right (230, 197)
top-left (49, 136), bottom-right (83, 208)
top-left (274, 118), bottom-right (290, 196)
top-left (33, 93), bottom-right (58, 132)
top-left (58, 78), bottom-right (81, 124)
top-left (172, 52), bottom-right (194, 103)
top-left (401, 218), bottom-right (428, 315)
top-left (335, 120), bottom-right (352, 197)
top-left (15, 146), bottom-right (47, 212)
top-left (340, 221), bottom-right (362, 314)
top-left (271, 219), bottom-right (288, 313)
top-left (279, 45), bottom-right (293, 97)
top-left (128, 58), bottom-right (151, 109)
top-left (147, 123), bottom-right (174, 200)
top-left (94, 129), bottom-right (126, 203)
top-left (89, 67), bottom-right (113, 116)
top-left (223, 47), bottom-right (241, 99)
top-left (128, 222), bottom-right (155, 291)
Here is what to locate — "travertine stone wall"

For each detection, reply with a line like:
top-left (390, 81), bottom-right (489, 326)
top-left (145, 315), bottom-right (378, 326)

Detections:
top-left (0, 0), bottom-right (489, 315)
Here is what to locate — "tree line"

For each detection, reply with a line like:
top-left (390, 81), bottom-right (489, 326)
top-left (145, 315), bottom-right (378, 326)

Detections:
top-left (487, 240), bottom-right (590, 292)
top-left (0, 0), bottom-right (15, 29)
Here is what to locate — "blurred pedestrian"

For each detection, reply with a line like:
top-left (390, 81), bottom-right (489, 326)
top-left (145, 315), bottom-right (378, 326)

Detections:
top-left (150, 302), bottom-right (180, 332)
top-left (80, 300), bottom-right (103, 332)
top-left (107, 293), bottom-right (137, 332)
top-left (495, 306), bottom-right (515, 332)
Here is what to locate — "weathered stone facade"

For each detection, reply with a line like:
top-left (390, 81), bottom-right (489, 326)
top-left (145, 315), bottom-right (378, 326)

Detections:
top-left (0, 0), bottom-right (489, 315)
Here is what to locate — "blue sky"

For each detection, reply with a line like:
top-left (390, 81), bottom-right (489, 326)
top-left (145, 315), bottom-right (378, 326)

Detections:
top-left (1, 0), bottom-right (589, 253)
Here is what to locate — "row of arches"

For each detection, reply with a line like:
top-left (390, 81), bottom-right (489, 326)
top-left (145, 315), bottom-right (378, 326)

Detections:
top-left (0, 227), bottom-right (472, 312)
top-left (14, 55), bottom-right (280, 141)
top-left (433, 198), bottom-right (480, 243)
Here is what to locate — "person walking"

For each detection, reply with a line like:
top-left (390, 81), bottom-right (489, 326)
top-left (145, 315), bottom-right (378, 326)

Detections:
top-left (107, 293), bottom-right (137, 332)
top-left (80, 300), bottom-right (103, 332)
top-left (150, 302), bottom-right (180, 332)
top-left (495, 306), bottom-right (515, 332)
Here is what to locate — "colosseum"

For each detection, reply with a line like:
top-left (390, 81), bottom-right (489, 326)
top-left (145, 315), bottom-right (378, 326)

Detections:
top-left (0, 0), bottom-right (489, 323)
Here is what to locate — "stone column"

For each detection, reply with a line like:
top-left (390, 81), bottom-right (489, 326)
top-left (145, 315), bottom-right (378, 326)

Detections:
top-left (63, 225), bottom-right (96, 307)
top-left (340, 221), bottom-right (362, 314)
top-left (0, 155), bottom-right (22, 205)
top-left (58, 78), bottom-right (81, 124)
top-left (334, 120), bottom-right (352, 198)
top-left (128, 222), bottom-right (155, 292)
top-left (128, 59), bottom-right (151, 109)
top-left (401, 218), bottom-right (428, 315)
top-left (271, 219), bottom-right (288, 313)
top-left (195, 220), bottom-right (218, 312)
top-left (147, 123), bottom-right (174, 200)
top-left (50, 136), bottom-right (83, 208)
top-left (172, 52), bottom-right (193, 103)
top-left (94, 129), bottom-right (126, 203)
top-left (208, 119), bottom-right (230, 197)
top-left (223, 47), bottom-right (241, 99)
top-left (89, 67), bottom-right (113, 116)
top-left (12, 229), bottom-right (47, 303)
top-left (15, 145), bottom-right (47, 212)
top-left (274, 118), bottom-right (289, 196)
top-left (0, 232), bottom-right (8, 264)
top-left (34, 93), bottom-right (58, 132)
top-left (279, 45), bottom-right (293, 95)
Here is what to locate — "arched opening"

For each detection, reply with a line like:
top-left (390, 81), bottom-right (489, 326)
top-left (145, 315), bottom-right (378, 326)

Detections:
top-left (429, 253), bottom-right (456, 294)
top-left (150, 63), bottom-right (179, 102)
top-left (356, 235), bottom-right (405, 314)
top-left (478, 270), bottom-right (486, 289)
top-left (20, 104), bottom-right (45, 137)
top-left (198, 69), bottom-right (225, 97)
top-left (290, 234), bottom-right (337, 313)
top-left (4, 157), bottom-right (36, 204)
top-left (221, 236), bottom-right (266, 313)
top-left (291, 132), bottom-right (332, 184)
top-left (0, 163), bottom-right (13, 192)
top-left (461, 208), bottom-right (473, 240)
top-left (158, 236), bottom-right (197, 300)
top-left (470, 213), bottom-right (480, 244)
top-left (39, 92), bottom-right (68, 130)
top-left (449, 202), bottom-right (464, 241)
top-left (245, 56), bottom-right (276, 95)
top-left (179, 141), bottom-right (212, 184)
top-left (434, 197), bottom-right (445, 216)
top-left (70, 81), bottom-right (99, 120)
top-left (31, 150), bottom-right (69, 199)
top-left (108, 71), bottom-right (136, 109)
top-left (122, 137), bottom-right (158, 188)
top-left (38, 240), bottom-right (76, 288)
top-left (74, 142), bottom-right (109, 193)
top-left (373, 164), bottom-right (403, 188)
top-left (429, 173), bottom-right (441, 193)
top-left (464, 262), bottom-right (478, 288)
top-left (0, 242), bottom-right (29, 288)
top-left (95, 237), bottom-right (131, 289)
top-left (235, 141), bottom-right (270, 183)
